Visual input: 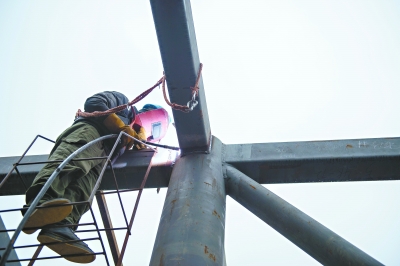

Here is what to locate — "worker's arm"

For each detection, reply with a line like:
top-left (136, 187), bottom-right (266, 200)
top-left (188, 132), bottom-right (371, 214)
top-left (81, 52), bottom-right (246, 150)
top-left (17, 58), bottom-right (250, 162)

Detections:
top-left (103, 113), bottom-right (146, 149)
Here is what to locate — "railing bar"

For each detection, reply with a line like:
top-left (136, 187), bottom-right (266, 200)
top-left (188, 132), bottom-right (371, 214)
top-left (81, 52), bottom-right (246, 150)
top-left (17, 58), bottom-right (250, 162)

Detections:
top-left (99, 188), bottom-right (140, 195)
top-left (0, 135), bottom-right (54, 189)
top-left (116, 151), bottom-right (156, 266)
top-left (0, 227), bottom-right (129, 236)
top-left (89, 207), bottom-right (110, 266)
top-left (27, 245), bottom-right (43, 266)
top-left (14, 167), bottom-right (28, 190)
top-left (7, 252), bottom-right (105, 263)
top-left (0, 237), bottom-right (100, 250)
top-left (16, 156), bottom-right (110, 166)
top-left (96, 191), bottom-right (122, 265)
top-left (0, 201), bottom-right (92, 213)
top-left (0, 134), bottom-right (117, 266)
top-left (76, 227), bottom-right (128, 233)
top-left (88, 133), bottom-right (124, 203)
top-left (109, 162), bottom-right (130, 232)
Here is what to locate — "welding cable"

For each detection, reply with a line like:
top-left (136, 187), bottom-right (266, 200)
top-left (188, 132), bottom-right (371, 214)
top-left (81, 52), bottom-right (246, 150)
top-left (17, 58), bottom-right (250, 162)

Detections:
top-left (143, 141), bottom-right (180, 151)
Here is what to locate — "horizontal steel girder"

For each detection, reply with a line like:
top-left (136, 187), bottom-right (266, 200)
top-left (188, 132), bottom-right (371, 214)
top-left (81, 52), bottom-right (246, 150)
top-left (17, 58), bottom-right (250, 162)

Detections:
top-left (224, 137), bottom-right (400, 183)
top-left (0, 149), bottom-right (172, 196)
top-left (1, 137), bottom-right (400, 196)
top-left (224, 165), bottom-right (383, 265)
top-left (150, 0), bottom-right (211, 154)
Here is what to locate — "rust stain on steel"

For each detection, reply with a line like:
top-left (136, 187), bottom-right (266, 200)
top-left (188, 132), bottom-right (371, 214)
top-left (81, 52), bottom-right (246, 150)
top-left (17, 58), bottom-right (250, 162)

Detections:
top-left (159, 253), bottom-right (165, 266)
top-left (212, 210), bottom-right (221, 219)
top-left (170, 199), bottom-right (177, 216)
top-left (250, 185), bottom-right (256, 190)
top-left (346, 144), bottom-right (353, 148)
top-left (204, 245), bottom-right (209, 254)
top-left (204, 245), bottom-right (216, 262)
top-left (209, 253), bottom-right (216, 262)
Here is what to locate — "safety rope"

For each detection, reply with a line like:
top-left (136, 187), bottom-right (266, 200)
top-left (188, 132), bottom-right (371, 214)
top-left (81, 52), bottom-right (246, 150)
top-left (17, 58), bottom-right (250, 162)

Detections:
top-left (162, 63), bottom-right (203, 113)
top-left (75, 63), bottom-right (203, 118)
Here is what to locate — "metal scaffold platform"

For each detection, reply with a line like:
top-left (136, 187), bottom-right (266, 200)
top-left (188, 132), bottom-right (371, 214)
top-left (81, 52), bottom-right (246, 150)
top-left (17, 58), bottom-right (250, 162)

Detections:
top-left (0, 134), bottom-right (157, 265)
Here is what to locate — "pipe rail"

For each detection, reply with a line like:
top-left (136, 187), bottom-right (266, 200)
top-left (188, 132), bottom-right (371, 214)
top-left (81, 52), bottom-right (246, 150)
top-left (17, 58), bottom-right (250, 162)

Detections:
top-left (0, 132), bottom-right (157, 266)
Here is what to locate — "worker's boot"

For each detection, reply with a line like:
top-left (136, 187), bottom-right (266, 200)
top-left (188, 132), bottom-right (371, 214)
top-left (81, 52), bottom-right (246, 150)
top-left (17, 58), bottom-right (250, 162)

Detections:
top-left (37, 220), bottom-right (96, 264)
top-left (22, 198), bottom-right (73, 234)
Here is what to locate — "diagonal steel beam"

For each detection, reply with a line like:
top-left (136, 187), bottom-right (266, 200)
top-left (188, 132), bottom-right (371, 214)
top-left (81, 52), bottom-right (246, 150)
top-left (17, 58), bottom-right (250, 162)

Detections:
top-left (150, 0), bottom-right (211, 154)
top-left (224, 137), bottom-right (400, 183)
top-left (224, 164), bottom-right (383, 265)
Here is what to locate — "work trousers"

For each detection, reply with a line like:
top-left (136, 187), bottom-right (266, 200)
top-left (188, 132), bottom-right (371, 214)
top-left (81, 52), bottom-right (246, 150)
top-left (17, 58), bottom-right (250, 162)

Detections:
top-left (25, 122), bottom-right (107, 225)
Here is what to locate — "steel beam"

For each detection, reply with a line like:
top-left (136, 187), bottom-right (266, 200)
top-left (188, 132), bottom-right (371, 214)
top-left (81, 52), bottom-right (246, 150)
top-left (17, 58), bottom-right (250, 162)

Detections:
top-left (150, 0), bottom-right (211, 154)
top-left (150, 137), bottom-right (226, 265)
top-left (224, 165), bottom-right (383, 266)
top-left (96, 193), bottom-right (122, 266)
top-left (224, 137), bottom-right (400, 183)
top-left (2, 137), bottom-right (400, 195)
top-left (0, 216), bottom-right (21, 266)
top-left (0, 149), bottom-right (172, 196)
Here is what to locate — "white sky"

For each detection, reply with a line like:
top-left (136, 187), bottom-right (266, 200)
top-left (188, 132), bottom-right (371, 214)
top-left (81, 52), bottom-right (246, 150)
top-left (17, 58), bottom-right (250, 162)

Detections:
top-left (1, 0), bottom-right (400, 265)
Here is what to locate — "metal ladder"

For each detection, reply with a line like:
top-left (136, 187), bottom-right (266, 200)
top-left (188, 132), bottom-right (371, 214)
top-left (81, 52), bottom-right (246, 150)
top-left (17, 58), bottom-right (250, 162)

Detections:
top-left (0, 133), bottom-right (156, 265)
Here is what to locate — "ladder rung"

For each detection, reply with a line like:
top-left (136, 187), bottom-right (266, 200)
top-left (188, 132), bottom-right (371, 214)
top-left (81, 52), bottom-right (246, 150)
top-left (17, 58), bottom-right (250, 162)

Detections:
top-left (99, 188), bottom-right (141, 195)
top-left (7, 252), bottom-right (105, 263)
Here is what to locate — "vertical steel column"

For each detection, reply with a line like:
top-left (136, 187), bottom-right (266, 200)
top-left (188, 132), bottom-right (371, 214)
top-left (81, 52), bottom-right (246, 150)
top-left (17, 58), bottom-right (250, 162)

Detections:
top-left (150, 138), bottom-right (226, 265)
top-left (224, 165), bottom-right (383, 266)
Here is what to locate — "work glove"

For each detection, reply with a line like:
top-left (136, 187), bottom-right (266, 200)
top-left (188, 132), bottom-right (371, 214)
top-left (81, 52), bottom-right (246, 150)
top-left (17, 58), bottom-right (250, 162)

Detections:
top-left (103, 113), bottom-right (146, 150)
top-left (135, 126), bottom-right (147, 149)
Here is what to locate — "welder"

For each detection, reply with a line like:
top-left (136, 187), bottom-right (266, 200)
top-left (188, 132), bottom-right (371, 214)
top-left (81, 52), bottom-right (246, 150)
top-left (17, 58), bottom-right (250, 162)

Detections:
top-left (22, 91), bottom-right (146, 264)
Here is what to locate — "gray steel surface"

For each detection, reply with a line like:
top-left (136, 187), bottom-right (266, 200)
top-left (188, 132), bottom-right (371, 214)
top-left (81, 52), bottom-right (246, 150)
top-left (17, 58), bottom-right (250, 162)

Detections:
top-left (224, 164), bottom-right (383, 266)
top-left (0, 137), bottom-right (396, 264)
top-left (150, 137), bottom-right (226, 265)
top-left (0, 149), bottom-right (172, 196)
top-left (150, 0), bottom-right (211, 154)
top-left (224, 137), bottom-right (400, 183)
top-left (2, 137), bottom-right (400, 195)
top-left (0, 216), bottom-right (21, 266)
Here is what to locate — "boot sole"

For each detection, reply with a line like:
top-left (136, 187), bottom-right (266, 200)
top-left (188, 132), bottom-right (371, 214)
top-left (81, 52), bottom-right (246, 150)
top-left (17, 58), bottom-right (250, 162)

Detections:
top-left (23, 199), bottom-right (73, 234)
top-left (37, 234), bottom-right (95, 263)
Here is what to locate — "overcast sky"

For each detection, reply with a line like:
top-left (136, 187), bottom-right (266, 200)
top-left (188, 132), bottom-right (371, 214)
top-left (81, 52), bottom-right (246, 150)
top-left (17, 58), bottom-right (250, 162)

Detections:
top-left (1, 0), bottom-right (400, 265)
